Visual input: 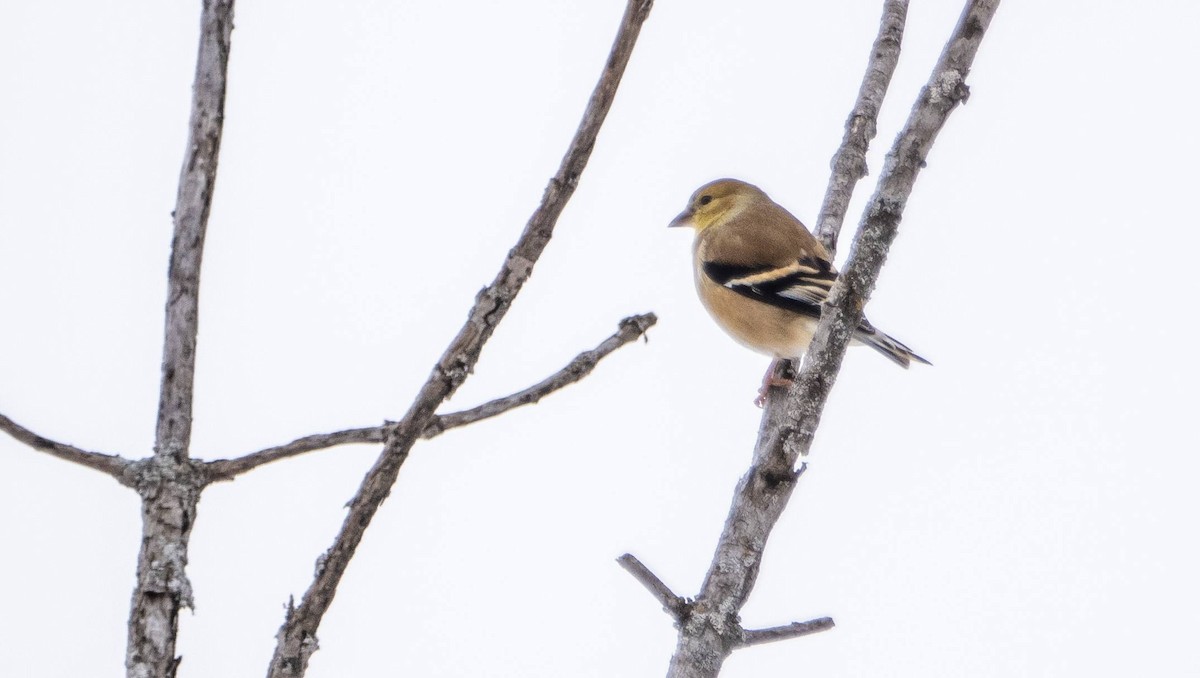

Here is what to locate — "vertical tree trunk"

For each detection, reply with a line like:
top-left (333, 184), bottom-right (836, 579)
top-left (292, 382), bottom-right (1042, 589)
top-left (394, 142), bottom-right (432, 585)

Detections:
top-left (125, 1), bottom-right (234, 676)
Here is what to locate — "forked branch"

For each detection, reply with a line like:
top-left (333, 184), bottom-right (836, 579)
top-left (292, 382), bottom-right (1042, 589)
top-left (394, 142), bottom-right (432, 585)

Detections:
top-left (204, 312), bottom-right (656, 482)
top-left (654, 2), bottom-right (1001, 676)
top-left (126, 2), bottom-right (236, 677)
top-left (424, 312), bottom-right (657, 437)
top-left (267, 2), bottom-right (656, 675)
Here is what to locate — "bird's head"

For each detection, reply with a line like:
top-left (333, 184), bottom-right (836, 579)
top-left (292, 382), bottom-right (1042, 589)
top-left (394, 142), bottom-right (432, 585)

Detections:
top-left (668, 178), bottom-right (765, 232)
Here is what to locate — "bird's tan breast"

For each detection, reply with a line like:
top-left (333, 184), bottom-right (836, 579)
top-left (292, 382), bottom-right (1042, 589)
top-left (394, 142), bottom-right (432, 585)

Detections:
top-left (689, 198), bottom-right (826, 358)
top-left (693, 264), bottom-right (816, 359)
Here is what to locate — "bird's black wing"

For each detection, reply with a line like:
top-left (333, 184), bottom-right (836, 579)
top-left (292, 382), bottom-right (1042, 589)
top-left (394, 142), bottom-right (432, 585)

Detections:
top-left (702, 257), bottom-right (838, 320)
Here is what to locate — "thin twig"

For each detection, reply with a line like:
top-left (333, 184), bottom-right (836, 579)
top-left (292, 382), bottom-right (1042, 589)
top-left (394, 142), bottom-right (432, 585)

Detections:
top-left (204, 427), bottom-right (385, 481)
top-left (267, 3), bottom-right (656, 676)
top-left (738, 618), bottom-right (836, 648)
top-left (203, 312), bottom-right (656, 481)
top-left (617, 553), bottom-right (690, 622)
top-left (665, 2), bottom-right (1000, 676)
top-left (127, 2), bottom-right (236, 677)
top-left (0, 413), bottom-right (131, 483)
top-left (423, 312), bottom-right (657, 438)
top-left (814, 0), bottom-right (909, 255)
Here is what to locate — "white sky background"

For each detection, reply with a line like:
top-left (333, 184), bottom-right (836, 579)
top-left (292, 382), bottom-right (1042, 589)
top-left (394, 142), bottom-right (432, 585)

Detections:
top-left (2, 1), bottom-right (1198, 676)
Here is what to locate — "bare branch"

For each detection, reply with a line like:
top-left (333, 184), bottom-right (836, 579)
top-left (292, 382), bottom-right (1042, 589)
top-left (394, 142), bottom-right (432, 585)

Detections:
top-left (666, 2), bottom-right (1000, 675)
top-left (423, 312), bottom-right (657, 438)
top-left (0, 412), bottom-right (132, 482)
top-left (153, 1), bottom-right (233, 461)
top-left (738, 618), bottom-right (836, 648)
top-left (617, 553), bottom-right (690, 622)
top-left (774, 0), bottom-right (1001, 468)
top-left (127, 2), bottom-right (236, 677)
top-left (815, 0), bottom-right (909, 255)
top-left (203, 312), bottom-right (656, 481)
top-left (267, 3), bottom-right (655, 675)
top-left (204, 427), bottom-right (385, 482)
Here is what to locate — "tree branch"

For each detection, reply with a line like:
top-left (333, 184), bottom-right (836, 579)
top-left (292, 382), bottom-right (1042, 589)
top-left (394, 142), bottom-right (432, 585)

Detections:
top-left (154, 1), bottom-right (232, 460)
top-left (0, 413), bottom-right (132, 483)
top-left (665, 2), bottom-right (1000, 676)
top-left (422, 312), bottom-right (657, 438)
top-left (202, 312), bottom-right (656, 482)
top-left (814, 0), bottom-right (909, 255)
top-left (127, 2), bottom-right (236, 677)
top-left (617, 553), bottom-right (691, 622)
top-left (267, 3), bottom-right (655, 675)
top-left (204, 427), bottom-right (385, 482)
top-left (772, 0), bottom-right (1000, 468)
top-left (738, 618), bottom-right (836, 648)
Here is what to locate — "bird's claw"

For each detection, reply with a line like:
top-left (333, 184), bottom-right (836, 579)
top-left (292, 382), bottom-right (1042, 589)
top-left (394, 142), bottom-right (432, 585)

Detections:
top-left (754, 375), bottom-right (793, 408)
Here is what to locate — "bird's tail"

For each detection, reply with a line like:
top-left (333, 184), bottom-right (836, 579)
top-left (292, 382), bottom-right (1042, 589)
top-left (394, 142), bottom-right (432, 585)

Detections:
top-left (854, 323), bottom-right (931, 369)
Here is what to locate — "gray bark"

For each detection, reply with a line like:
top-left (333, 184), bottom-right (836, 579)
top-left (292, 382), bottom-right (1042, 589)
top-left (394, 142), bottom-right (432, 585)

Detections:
top-left (638, 2), bottom-right (1002, 676)
top-left (125, 2), bottom-right (235, 677)
top-left (265, 2), bottom-right (656, 676)
top-left (0, 1), bottom-right (656, 676)
top-left (204, 313), bottom-right (657, 481)
top-left (815, 0), bottom-right (909, 255)
top-left (0, 413), bottom-right (131, 481)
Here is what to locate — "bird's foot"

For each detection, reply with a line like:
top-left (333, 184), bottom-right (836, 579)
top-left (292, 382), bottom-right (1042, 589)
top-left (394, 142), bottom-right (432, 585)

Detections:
top-left (755, 361), bottom-right (793, 407)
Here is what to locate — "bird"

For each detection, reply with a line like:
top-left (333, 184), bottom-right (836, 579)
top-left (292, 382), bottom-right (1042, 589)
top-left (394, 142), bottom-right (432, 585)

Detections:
top-left (669, 178), bottom-right (929, 405)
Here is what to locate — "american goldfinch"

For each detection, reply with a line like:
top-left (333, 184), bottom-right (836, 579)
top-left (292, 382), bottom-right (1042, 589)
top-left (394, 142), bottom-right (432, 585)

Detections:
top-left (670, 178), bottom-right (928, 402)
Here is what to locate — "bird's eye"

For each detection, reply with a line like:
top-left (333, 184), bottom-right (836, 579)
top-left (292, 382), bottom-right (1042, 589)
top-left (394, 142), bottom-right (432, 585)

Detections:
top-left (698, 195), bottom-right (713, 206)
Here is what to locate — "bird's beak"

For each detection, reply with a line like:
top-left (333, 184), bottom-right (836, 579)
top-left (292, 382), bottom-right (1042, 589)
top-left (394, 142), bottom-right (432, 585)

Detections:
top-left (668, 207), bottom-right (694, 229)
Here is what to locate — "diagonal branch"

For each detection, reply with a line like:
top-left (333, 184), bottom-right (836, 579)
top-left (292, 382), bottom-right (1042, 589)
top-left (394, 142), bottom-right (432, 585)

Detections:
top-left (423, 312), bottom-right (657, 438)
top-left (617, 553), bottom-right (691, 622)
top-left (814, 0), bottom-right (909, 255)
top-left (772, 0), bottom-right (1000, 469)
top-left (202, 312), bottom-right (656, 482)
top-left (267, 3), bottom-right (656, 675)
top-left (665, 2), bottom-right (1000, 676)
top-left (0, 413), bottom-right (132, 483)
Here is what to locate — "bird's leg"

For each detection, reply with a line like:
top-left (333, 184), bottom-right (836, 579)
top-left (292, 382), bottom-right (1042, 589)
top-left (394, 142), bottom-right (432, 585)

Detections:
top-left (755, 359), bottom-right (793, 407)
